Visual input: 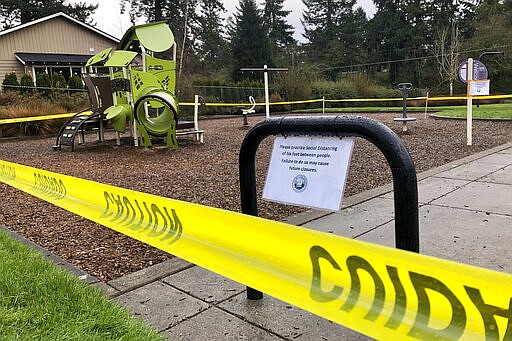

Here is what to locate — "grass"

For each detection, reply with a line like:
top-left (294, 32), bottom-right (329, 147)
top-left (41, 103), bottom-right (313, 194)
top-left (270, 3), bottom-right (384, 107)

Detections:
top-left (295, 103), bottom-right (512, 119)
top-left (0, 229), bottom-right (165, 341)
top-left (432, 103), bottom-right (512, 119)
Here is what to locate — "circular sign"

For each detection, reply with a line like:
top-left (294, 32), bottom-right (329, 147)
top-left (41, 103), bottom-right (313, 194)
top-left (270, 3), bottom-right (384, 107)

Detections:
top-left (292, 174), bottom-right (308, 193)
top-left (458, 59), bottom-right (488, 84)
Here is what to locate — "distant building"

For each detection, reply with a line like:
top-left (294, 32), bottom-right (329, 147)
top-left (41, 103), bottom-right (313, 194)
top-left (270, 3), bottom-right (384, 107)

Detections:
top-left (0, 12), bottom-right (119, 86)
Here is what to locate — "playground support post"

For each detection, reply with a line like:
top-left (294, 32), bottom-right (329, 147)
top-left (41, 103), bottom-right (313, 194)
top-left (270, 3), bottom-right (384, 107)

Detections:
top-left (424, 90), bottom-right (429, 119)
top-left (194, 95), bottom-right (200, 128)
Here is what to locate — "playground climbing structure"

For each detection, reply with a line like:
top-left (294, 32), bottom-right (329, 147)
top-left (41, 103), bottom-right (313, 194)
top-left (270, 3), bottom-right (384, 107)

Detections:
top-left (54, 22), bottom-right (199, 150)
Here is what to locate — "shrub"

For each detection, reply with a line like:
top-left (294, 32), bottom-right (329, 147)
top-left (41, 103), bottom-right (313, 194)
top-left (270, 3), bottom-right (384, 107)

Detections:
top-left (20, 73), bottom-right (34, 94)
top-left (0, 92), bottom-right (64, 137)
top-left (274, 64), bottom-right (312, 102)
top-left (51, 72), bottom-right (67, 89)
top-left (68, 75), bottom-right (84, 90)
top-left (52, 92), bottom-right (89, 112)
top-left (0, 91), bottom-right (22, 106)
top-left (36, 73), bottom-right (51, 97)
top-left (2, 72), bottom-right (19, 92)
top-left (311, 80), bottom-right (358, 102)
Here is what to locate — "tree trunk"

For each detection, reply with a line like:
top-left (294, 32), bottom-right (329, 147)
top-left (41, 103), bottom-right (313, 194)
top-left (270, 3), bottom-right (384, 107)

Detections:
top-left (155, 0), bottom-right (163, 21)
top-left (178, 0), bottom-right (189, 85)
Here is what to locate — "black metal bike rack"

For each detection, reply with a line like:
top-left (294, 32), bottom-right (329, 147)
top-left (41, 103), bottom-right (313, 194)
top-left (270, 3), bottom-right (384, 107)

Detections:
top-left (239, 116), bottom-right (419, 300)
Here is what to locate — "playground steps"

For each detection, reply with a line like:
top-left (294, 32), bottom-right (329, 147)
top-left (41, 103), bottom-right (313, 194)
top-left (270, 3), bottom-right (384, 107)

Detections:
top-left (176, 120), bottom-right (204, 143)
top-left (53, 111), bottom-right (103, 151)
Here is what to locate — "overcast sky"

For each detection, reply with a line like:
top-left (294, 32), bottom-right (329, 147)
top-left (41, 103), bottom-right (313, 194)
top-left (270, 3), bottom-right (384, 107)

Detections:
top-left (79, 0), bottom-right (376, 41)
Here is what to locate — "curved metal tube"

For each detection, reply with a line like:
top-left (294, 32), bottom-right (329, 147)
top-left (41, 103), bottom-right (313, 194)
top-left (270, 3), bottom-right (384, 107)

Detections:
top-left (239, 116), bottom-right (419, 299)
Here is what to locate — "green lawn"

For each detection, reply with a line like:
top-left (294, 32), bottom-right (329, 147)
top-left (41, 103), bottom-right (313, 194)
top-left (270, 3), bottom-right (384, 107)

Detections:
top-left (297, 103), bottom-right (512, 119)
top-left (0, 229), bottom-right (165, 341)
top-left (432, 103), bottom-right (512, 119)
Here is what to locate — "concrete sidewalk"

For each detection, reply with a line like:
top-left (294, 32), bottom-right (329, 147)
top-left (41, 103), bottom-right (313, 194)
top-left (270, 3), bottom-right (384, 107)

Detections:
top-left (4, 140), bottom-right (507, 339)
top-left (85, 142), bottom-right (511, 340)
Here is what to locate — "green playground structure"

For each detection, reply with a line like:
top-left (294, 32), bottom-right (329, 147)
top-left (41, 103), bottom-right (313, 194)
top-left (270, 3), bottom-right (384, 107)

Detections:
top-left (54, 22), bottom-right (202, 150)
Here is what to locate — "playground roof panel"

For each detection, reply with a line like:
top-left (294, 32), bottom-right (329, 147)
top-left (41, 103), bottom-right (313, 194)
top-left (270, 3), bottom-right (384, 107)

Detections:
top-left (85, 48), bottom-right (112, 67)
top-left (118, 22), bottom-right (174, 53)
top-left (104, 51), bottom-right (138, 67)
top-left (15, 52), bottom-right (92, 65)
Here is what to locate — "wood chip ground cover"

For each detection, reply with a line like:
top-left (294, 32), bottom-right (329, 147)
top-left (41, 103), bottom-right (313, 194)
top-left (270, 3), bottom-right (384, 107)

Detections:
top-left (0, 113), bottom-right (510, 281)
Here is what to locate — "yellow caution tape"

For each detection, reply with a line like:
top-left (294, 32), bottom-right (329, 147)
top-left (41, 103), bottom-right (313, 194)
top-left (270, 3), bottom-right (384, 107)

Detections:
top-left (1, 159), bottom-right (511, 340)
top-left (2, 94), bottom-right (511, 124)
top-left (0, 112), bottom-right (78, 125)
top-left (180, 98), bottom-right (324, 107)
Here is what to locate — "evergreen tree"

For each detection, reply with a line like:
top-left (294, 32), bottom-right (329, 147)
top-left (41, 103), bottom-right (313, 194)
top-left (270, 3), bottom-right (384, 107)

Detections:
top-left (461, 0), bottom-right (512, 92)
top-left (0, 0), bottom-right (97, 29)
top-left (366, 0), bottom-right (428, 85)
top-left (262, 0), bottom-right (295, 47)
top-left (196, 0), bottom-right (227, 71)
top-left (35, 72), bottom-right (51, 97)
top-left (68, 75), bottom-right (84, 90)
top-left (20, 73), bottom-right (34, 94)
top-left (302, 0), bottom-right (367, 80)
top-left (261, 0), bottom-right (296, 67)
top-left (2, 72), bottom-right (19, 92)
top-left (120, 0), bottom-right (201, 83)
top-left (229, 0), bottom-right (273, 81)
top-left (51, 72), bottom-right (67, 89)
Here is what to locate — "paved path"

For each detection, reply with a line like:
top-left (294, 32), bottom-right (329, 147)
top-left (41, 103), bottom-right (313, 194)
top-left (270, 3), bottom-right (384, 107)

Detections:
top-left (88, 142), bottom-right (511, 340)
top-left (4, 142), bottom-right (511, 340)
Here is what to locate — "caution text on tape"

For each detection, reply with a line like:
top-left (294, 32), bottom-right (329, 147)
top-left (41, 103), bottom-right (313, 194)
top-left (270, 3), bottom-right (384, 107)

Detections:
top-left (0, 159), bottom-right (511, 340)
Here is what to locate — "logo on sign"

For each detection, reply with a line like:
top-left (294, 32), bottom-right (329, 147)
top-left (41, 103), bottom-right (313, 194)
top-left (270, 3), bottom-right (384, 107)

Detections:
top-left (292, 175), bottom-right (308, 193)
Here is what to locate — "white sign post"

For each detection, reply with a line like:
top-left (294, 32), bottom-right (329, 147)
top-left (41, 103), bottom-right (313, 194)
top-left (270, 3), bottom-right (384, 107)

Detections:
top-left (458, 58), bottom-right (491, 146)
top-left (263, 136), bottom-right (354, 211)
top-left (466, 58), bottom-right (473, 146)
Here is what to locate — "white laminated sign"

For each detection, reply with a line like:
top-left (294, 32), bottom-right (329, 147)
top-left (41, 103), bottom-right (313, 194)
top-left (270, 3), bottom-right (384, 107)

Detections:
top-left (263, 136), bottom-right (354, 211)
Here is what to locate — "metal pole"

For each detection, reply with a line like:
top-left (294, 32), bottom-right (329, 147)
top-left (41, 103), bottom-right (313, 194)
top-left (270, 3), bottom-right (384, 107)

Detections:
top-left (401, 86), bottom-right (407, 119)
top-left (239, 116), bottom-right (419, 300)
top-left (240, 66), bottom-right (288, 121)
top-left (476, 51), bottom-right (504, 108)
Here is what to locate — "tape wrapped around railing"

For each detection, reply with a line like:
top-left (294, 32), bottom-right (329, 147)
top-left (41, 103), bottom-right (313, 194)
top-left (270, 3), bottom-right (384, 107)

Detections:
top-left (0, 159), bottom-right (511, 340)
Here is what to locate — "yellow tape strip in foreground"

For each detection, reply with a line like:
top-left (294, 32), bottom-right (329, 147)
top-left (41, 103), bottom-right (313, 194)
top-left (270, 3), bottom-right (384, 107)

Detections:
top-left (1, 159), bottom-right (511, 340)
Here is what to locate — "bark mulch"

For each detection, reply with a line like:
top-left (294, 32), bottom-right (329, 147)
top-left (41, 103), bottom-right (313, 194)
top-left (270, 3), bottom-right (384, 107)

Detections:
top-left (0, 112), bottom-right (510, 281)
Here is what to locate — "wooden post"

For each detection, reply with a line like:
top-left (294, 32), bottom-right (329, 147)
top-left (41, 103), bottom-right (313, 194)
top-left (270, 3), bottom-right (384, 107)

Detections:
top-left (467, 58), bottom-right (473, 146)
top-left (263, 65), bottom-right (270, 119)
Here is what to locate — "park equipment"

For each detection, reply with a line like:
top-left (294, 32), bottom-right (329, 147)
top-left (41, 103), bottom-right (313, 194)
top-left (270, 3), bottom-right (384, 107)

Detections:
top-left (239, 116), bottom-right (418, 300)
top-left (393, 82), bottom-right (416, 132)
top-left (54, 22), bottom-right (202, 150)
top-left (240, 65), bottom-right (288, 119)
top-left (241, 96), bottom-right (256, 127)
